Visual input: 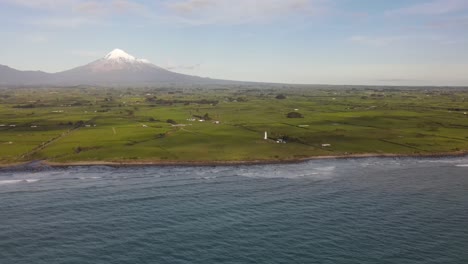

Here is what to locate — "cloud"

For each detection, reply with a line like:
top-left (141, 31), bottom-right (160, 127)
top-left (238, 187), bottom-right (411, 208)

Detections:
top-left (5, 0), bottom-right (149, 16)
top-left (28, 17), bottom-right (102, 28)
top-left (165, 0), bottom-right (331, 25)
top-left (3, 0), bottom-right (78, 10)
top-left (375, 78), bottom-right (422, 84)
top-left (4, 0), bottom-right (331, 27)
top-left (24, 33), bottom-right (48, 43)
top-left (73, 0), bottom-right (149, 16)
top-left (112, 0), bottom-right (148, 14)
top-left (170, 0), bottom-right (214, 14)
top-left (164, 62), bottom-right (202, 71)
top-left (74, 1), bottom-right (106, 15)
top-left (428, 15), bottom-right (468, 29)
top-left (71, 50), bottom-right (103, 58)
top-left (387, 0), bottom-right (468, 16)
top-left (349, 35), bottom-right (445, 47)
top-left (349, 35), bottom-right (409, 47)
top-left (5, 0), bottom-right (150, 28)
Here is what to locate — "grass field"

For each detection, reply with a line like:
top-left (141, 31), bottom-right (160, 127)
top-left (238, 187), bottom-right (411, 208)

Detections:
top-left (1, 85), bottom-right (468, 164)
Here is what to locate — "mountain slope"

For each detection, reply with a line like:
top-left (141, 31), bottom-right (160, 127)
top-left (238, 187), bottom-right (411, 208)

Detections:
top-left (0, 49), bottom-right (227, 86)
top-left (0, 65), bottom-right (52, 85)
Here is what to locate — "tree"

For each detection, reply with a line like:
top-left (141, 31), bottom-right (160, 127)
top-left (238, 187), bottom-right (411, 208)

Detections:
top-left (276, 94), bottom-right (286, 99)
top-left (74, 146), bottom-right (83, 153)
top-left (286, 112), bottom-right (303, 118)
top-left (146, 96), bottom-right (157, 103)
top-left (166, 119), bottom-right (177, 125)
top-left (75, 120), bottom-right (85, 127)
top-left (203, 113), bottom-right (212, 121)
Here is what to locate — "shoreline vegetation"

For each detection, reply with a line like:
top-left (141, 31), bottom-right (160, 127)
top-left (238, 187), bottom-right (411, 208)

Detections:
top-left (1, 85), bottom-right (468, 168)
top-left (1, 151), bottom-right (467, 169)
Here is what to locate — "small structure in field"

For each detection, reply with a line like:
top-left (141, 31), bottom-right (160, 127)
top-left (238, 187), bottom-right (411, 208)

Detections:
top-left (264, 131), bottom-right (268, 140)
top-left (213, 121), bottom-right (220, 124)
top-left (322, 144), bottom-right (331, 147)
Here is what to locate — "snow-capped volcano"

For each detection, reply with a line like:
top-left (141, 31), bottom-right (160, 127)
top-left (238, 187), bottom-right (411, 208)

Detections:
top-left (48, 48), bottom-right (215, 85)
top-left (84, 49), bottom-right (157, 73)
top-left (0, 49), bottom-right (233, 86)
top-left (104, 49), bottom-right (150, 64)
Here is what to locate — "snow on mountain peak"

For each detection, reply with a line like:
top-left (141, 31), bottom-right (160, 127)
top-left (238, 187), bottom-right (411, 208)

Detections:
top-left (103, 49), bottom-right (152, 65)
top-left (138, 59), bottom-right (151, 64)
top-left (104, 49), bottom-right (136, 61)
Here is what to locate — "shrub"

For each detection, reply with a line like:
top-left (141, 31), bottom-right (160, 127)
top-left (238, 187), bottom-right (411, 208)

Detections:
top-left (276, 94), bottom-right (286, 99)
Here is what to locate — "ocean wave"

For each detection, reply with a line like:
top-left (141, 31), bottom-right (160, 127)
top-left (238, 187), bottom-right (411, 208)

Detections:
top-left (237, 165), bottom-right (337, 179)
top-left (198, 176), bottom-right (217, 180)
top-left (78, 176), bottom-right (102, 180)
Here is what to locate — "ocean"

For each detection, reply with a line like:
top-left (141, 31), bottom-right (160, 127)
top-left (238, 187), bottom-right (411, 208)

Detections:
top-left (1, 157), bottom-right (467, 263)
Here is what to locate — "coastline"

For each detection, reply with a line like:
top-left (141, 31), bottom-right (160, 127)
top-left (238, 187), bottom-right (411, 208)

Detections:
top-left (1, 151), bottom-right (467, 169)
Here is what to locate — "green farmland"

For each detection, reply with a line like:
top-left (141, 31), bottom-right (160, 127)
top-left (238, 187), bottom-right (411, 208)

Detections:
top-left (1, 85), bottom-right (468, 165)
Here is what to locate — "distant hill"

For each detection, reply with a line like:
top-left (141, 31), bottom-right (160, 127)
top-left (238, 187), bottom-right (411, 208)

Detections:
top-left (0, 49), bottom-right (234, 86)
top-left (0, 65), bottom-right (52, 85)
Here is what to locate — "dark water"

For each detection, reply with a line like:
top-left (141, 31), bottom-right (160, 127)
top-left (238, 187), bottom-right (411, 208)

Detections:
top-left (1, 158), bottom-right (467, 264)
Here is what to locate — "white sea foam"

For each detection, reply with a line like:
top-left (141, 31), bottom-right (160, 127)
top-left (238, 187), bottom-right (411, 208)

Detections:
top-left (200, 176), bottom-right (217, 180)
top-left (0, 180), bottom-right (23, 185)
top-left (455, 164), bottom-right (468, 167)
top-left (0, 179), bottom-right (38, 185)
top-left (24, 179), bottom-right (39, 183)
top-left (314, 166), bottom-right (336, 172)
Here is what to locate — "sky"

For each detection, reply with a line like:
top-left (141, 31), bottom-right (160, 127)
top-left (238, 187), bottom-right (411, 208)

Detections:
top-left (0, 0), bottom-right (467, 86)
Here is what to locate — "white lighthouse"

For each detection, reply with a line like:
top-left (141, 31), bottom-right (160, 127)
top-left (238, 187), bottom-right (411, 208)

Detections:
top-left (264, 131), bottom-right (268, 140)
